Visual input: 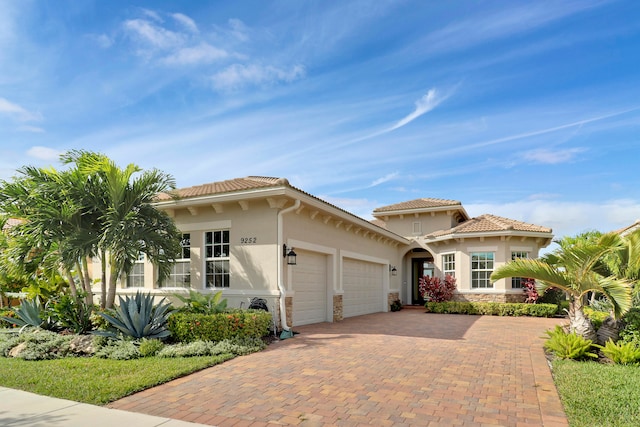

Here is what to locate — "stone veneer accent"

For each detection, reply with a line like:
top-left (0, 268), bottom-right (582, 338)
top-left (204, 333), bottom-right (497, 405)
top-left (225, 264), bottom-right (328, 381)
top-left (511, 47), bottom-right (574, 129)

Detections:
top-left (388, 292), bottom-right (400, 310)
top-left (452, 292), bottom-right (525, 303)
top-left (285, 296), bottom-right (293, 327)
top-left (333, 294), bottom-right (343, 322)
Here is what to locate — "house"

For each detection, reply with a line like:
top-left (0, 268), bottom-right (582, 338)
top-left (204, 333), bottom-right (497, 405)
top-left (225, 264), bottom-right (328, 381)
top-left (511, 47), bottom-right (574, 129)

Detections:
top-left (104, 176), bottom-right (553, 328)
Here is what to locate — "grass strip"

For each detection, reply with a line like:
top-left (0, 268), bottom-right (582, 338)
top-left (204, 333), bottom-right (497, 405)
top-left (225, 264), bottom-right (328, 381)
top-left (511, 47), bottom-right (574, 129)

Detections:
top-left (552, 359), bottom-right (640, 427)
top-left (0, 354), bottom-right (234, 405)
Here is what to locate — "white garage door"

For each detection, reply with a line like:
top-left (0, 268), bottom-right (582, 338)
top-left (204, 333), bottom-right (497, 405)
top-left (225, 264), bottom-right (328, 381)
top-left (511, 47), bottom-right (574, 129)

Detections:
top-left (343, 258), bottom-right (384, 318)
top-left (292, 250), bottom-right (328, 326)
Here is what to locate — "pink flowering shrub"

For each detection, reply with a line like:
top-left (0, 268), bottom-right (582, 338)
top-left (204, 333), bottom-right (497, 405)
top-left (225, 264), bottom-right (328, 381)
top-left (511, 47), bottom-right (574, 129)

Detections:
top-left (523, 279), bottom-right (539, 303)
top-left (418, 275), bottom-right (457, 303)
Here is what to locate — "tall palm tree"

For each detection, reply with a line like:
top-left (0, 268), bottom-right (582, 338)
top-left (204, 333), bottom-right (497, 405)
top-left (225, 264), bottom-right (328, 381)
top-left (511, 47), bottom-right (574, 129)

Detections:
top-left (491, 233), bottom-right (632, 341)
top-left (70, 151), bottom-right (181, 309)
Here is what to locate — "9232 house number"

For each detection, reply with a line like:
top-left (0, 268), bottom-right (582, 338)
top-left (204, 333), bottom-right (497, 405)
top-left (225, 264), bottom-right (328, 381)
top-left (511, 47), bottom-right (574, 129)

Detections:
top-left (240, 237), bottom-right (257, 244)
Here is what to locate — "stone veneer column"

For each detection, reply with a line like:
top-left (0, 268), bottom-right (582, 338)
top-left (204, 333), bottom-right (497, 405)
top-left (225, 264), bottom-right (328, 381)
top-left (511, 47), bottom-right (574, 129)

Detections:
top-left (387, 292), bottom-right (400, 310)
top-left (333, 294), bottom-right (343, 322)
top-left (285, 296), bottom-right (293, 328)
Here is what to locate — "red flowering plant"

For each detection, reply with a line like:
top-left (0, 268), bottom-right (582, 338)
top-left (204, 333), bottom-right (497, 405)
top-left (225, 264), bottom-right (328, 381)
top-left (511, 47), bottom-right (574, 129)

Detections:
top-left (418, 274), bottom-right (457, 302)
top-left (522, 279), bottom-right (539, 303)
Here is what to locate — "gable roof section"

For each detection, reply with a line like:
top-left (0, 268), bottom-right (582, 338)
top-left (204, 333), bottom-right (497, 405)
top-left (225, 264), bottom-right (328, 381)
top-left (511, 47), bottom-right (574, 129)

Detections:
top-left (155, 176), bottom-right (409, 245)
top-left (156, 176), bottom-right (285, 201)
top-left (427, 214), bottom-right (552, 240)
top-left (373, 198), bottom-right (462, 213)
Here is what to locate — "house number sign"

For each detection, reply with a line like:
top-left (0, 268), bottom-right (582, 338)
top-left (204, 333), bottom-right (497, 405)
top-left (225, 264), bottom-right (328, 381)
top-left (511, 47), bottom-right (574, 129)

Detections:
top-left (240, 237), bottom-right (257, 244)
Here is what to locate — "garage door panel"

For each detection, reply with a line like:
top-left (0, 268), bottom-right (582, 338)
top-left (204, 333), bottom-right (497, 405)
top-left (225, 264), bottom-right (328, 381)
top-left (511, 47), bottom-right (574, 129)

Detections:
top-left (343, 259), bottom-right (383, 318)
top-left (292, 250), bottom-right (327, 326)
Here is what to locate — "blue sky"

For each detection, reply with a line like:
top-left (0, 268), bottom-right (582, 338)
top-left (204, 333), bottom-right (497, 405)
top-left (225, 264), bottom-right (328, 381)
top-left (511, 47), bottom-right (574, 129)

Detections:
top-left (1, 1), bottom-right (640, 243)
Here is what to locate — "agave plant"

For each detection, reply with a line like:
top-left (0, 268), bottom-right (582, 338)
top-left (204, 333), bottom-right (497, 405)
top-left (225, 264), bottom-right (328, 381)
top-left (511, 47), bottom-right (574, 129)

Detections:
top-left (94, 292), bottom-right (174, 340)
top-left (0, 298), bottom-right (57, 332)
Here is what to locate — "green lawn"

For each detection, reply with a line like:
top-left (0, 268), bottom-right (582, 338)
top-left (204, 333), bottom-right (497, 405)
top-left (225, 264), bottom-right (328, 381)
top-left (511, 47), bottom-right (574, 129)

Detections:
top-left (553, 359), bottom-right (640, 427)
top-left (0, 354), bottom-right (234, 405)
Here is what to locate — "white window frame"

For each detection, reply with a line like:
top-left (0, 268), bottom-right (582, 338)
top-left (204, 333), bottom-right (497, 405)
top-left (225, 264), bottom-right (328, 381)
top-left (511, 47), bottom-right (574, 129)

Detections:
top-left (127, 253), bottom-right (145, 288)
top-left (162, 233), bottom-right (191, 288)
top-left (511, 251), bottom-right (529, 289)
top-left (205, 230), bottom-right (230, 288)
top-left (471, 252), bottom-right (494, 289)
top-left (442, 253), bottom-right (455, 277)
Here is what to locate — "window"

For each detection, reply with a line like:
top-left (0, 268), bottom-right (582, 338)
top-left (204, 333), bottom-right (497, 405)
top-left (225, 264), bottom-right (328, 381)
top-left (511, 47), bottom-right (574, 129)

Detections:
top-left (162, 233), bottom-right (191, 288)
top-left (511, 251), bottom-right (529, 288)
top-left (442, 253), bottom-right (455, 277)
top-left (471, 252), bottom-right (494, 288)
top-left (127, 253), bottom-right (145, 288)
top-left (205, 230), bottom-right (229, 288)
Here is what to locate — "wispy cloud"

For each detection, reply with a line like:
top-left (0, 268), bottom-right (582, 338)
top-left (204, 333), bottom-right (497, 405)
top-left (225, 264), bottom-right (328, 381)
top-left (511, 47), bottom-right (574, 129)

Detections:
top-left (522, 147), bottom-right (587, 164)
top-left (0, 97), bottom-right (41, 122)
top-left (389, 89), bottom-right (449, 131)
top-left (421, 1), bottom-right (608, 56)
top-left (171, 13), bottom-right (198, 33)
top-left (162, 43), bottom-right (228, 65)
top-left (123, 18), bottom-right (184, 51)
top-left (27, 146), bottom-right (61, 161)
top-left (370, 172), bottom-right (399, 187)
top-left (211, 63), bottom-right (305, 91)
top-left (18, 125), bottom-right (45, 133)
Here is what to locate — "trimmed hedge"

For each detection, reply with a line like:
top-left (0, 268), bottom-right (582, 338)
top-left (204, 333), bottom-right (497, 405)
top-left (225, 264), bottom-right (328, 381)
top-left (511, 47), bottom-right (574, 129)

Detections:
top-left (168, 309), bottom-right (272, 343)
top-left (424, 301), bottom-right (558, 317)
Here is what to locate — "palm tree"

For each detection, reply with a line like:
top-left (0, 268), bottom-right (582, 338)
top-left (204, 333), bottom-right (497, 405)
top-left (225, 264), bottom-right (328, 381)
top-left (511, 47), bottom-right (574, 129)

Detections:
top-left (491, 233), bottom-right (632, 341)
top-left (69, 151), bottom-right (181, 309)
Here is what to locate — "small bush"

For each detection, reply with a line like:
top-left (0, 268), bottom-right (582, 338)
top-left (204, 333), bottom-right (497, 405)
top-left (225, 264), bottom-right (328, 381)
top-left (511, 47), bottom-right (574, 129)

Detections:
top-left (139, 338), bottom-right (164, 357)
top-left (94, 339), bottom-right (140, 360)
top-left (419, 275), bottom-right (456, 302)
top-left (46, 295), bottom-right (94, 334)
top-left (0, 332), bottom-right (22, 356)
top-left (584, 307), bottom-right (610, 330)
top-left (0, 308), bottom-right (16, 328)
top-left (156, 337), bottom-right (266, 358)
top-left (600, 339), bottom-right (640, 365)
top-left (424, 301), bottom-right (558, 317)
top-left (538, 287), bottom-right (566, 312)
top-left (544, 325), bottom-right (598, 360)
top-left (0, 330), bottom-right (73, 360)
top-left (620, 307), bottom-right (640, 347)
top-left (168, 310), bottom-right (272, 343)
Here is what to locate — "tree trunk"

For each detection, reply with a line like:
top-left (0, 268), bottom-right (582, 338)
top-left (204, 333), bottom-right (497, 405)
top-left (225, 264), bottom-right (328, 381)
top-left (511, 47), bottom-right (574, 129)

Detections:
top-left (100, 251), bottom-right (107, 309)
top-left (80, 257), bottom-right (93, 307)
top-left (568, 295), bottom-right (597, 342)
top-left (64, 269), bottom-right (79, 302)
top-left (105, 261), bottom-right (119, 309)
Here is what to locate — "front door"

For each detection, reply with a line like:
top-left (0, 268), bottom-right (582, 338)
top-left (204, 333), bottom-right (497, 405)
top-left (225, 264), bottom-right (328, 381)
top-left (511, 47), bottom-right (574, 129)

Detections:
top-left (412, 258), bottom-right (434, 304)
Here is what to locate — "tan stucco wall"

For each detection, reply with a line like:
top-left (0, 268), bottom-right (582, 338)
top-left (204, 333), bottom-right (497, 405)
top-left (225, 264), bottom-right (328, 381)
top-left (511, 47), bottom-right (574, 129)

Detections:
top-left (379, 211), bottom-right (460, 237)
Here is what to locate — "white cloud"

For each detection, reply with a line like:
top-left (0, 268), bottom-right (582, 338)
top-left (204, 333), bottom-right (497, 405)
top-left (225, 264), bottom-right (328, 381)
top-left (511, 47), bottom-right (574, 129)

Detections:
top-left (522, 147), bottom-right (587, 164)
top-left (370, 172), bottom-right (399, 187)
top-left (27, 146), bottom-right (61, 161)
top-left (18, 125), bottom-right (45, 133)
top-left (228, 18), bottom-right (249, 41)
top-left (211, 63), bottom-right (306, 91)
top-left (123, 19), bottom-right (184, 50)
top-left (162, 43), bottom-right (228, 65)
top-left (389, 89), bottom-right (449, 131)
top-left (0, 97), bottom-right (41, 122)
top-left (95, 34), bottom-right (113, 48)
top-left (171, 13), bottom-right (198, 33)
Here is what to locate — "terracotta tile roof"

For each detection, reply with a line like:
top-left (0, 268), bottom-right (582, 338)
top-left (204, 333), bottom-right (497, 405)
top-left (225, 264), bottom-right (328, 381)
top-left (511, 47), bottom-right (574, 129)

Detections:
top-left (156, 176), bottom-right (287, 201)
top-left (370, 218), bottom-right (387, 229)
top-left (373, 198), bottom-right (462, 214)
top-left (614, 220), bottom-right (640, 236)
top-left (429, 214), bottom-right (552, 237)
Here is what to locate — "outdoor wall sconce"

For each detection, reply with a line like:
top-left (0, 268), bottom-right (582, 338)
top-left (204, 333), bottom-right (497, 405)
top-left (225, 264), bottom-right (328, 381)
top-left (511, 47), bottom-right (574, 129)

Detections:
top-left (389, 265), bottom-right (397, 276)
top-left (283, 244), bottom-right (297, 265)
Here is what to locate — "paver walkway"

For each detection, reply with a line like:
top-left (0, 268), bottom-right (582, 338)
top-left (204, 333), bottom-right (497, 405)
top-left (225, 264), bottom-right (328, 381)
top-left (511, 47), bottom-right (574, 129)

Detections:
top-left (109, 310), bottom-right (568, 426)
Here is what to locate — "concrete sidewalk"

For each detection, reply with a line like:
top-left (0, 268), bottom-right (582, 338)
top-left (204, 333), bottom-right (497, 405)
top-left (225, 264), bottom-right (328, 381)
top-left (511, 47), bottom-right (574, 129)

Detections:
top-left (0, 387), bottom-right (213, 427)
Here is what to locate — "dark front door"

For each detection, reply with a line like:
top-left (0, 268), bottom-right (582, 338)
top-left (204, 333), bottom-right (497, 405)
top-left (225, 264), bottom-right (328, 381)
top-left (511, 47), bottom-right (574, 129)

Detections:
top-left (412, 258), bottom-right (434, 304)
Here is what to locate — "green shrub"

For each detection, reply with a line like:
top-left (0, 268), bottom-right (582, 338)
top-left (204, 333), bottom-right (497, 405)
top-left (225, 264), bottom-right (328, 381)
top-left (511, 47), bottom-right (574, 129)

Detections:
top-left (175, 290), bottom-right (228, 314)
top-left (620, 307), bottom-right (640, 347)
top-left (139, 338), bottom-right (164, 357)
top-left (600, 339), bottom-right (640, 365)
top-left (46, 295), bottom-right (94, 334)
top-left (156, 337), bottom-right (266, 358)
top-left (168, 310), bottom-right (271, 343)
top-left (0, 308), bottom-right (16, 328)
top-left (424, 301), bottom-right (558, 317)
top-left (0, 298), bottom-right (57, 331)
top-left (544, 325), bottom-right (598, 360)
top-left (0, 330), bottom-right (73, 360)
top-left (94, 339), bottom-right (141, 360)
top-left (584, 307), bottom-right (610, 330)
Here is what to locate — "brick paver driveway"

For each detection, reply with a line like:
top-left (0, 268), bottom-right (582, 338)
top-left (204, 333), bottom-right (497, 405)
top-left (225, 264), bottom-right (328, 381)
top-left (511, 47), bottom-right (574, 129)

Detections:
top-left (109, 309), bottom-right (568, 426)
